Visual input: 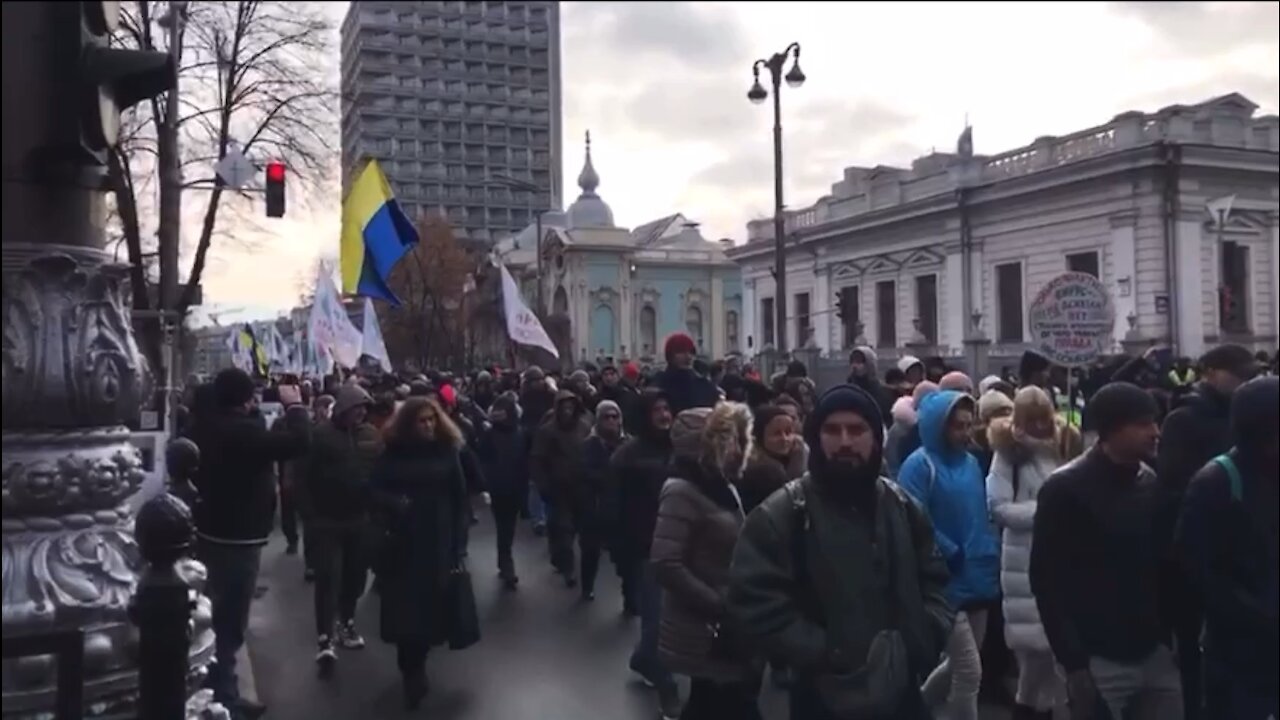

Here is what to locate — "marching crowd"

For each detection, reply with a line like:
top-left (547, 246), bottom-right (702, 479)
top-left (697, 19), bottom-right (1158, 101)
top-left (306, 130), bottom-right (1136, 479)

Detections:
top-left (174, 333), bottom-right (1278, 720)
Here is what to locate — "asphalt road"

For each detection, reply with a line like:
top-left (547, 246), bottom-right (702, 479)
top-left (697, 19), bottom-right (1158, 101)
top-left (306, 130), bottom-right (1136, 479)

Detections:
top-left (247, 508), bottom-right (1013, 720)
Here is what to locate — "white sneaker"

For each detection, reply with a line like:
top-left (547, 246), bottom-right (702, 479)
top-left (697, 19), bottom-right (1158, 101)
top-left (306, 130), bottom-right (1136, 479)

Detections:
top-left (315, 635), bottom-right (337, 669)
top-left (337, 620), bottom-right (365, 649)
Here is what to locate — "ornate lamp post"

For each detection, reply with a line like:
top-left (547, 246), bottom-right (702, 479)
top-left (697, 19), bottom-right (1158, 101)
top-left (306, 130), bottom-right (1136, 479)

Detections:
top-left (748, 42), bottom-right (805, 353)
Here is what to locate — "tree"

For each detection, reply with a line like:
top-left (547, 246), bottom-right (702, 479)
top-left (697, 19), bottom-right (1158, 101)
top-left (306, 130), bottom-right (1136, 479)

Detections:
top-left (382, 213), bottom-right (475, 370)
top-left (107, 1), bottom-right (337, 368)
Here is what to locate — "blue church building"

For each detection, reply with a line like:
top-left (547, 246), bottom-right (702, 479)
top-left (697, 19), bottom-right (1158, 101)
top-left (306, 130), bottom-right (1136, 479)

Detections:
top-left (495, 133), bottom-right (743, 364)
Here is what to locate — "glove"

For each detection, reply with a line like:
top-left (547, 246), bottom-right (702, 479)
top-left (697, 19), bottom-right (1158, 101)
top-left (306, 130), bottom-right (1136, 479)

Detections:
top-left (1065, 669), bottom-right (1099, 720)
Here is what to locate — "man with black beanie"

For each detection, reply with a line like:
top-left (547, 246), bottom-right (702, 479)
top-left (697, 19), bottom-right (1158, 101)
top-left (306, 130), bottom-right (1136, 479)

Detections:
top-left (729, 385), bottom-right (952, 720)
top-left (193, 368), bottom-right (310, 717)
top-left (1030, 382), bottom-right (1182, 720)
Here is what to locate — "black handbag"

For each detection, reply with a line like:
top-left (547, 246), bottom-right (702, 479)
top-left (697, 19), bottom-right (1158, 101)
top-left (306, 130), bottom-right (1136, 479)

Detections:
top-left (446, 560), bottom-right (480, 650)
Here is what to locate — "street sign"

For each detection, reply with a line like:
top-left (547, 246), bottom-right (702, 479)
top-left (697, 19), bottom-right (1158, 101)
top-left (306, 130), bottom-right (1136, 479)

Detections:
top-left (215, 145), bottom-right (255, 189)
top-left (1028, 271), bottom-right (1115, 367)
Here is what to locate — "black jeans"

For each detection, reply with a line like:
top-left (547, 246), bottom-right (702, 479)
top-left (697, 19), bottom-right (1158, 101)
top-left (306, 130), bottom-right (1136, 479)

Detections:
top-left (197, 539), bottom-right (263, 704)
top-left (491, 494), bottom-right (521, 576)
top-left (681, 677), bottom-right (763, 720)
top-left (310, 525), bottom-right (368, 636)
top-left (396, 639), bottom-right (430, 677)
top-left (279, 477), bottom-right (300, 548)
top-left (1173, 590), bottom-right (1204, 720)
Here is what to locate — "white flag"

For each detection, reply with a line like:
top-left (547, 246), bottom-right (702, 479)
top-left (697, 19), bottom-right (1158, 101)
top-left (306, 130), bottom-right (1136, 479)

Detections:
top-left (308, 267), bottom-right (364, 368)
top-left (499, 263), bottom-right (558, 358)
top-left (361, 298), bottom-right (393, 372)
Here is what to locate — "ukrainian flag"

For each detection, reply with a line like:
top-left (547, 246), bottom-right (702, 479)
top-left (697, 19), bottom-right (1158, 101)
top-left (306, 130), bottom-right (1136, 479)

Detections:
top-left (340, 159), bottom-right (419, 305)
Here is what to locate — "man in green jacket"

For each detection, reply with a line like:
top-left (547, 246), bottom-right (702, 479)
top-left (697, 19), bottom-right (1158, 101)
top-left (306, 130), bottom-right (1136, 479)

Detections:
top-left (729, 385), bottom-right (953, 719)
top-left (304, 383), bottom-right (383, 672)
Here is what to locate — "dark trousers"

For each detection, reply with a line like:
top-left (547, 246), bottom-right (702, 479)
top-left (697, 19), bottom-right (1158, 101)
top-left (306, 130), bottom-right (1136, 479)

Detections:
top-left (790, 678), bottom-right (931, 720)
top-left (197, 539), bottom-right (263, 704)
top-left (1173, 595), bottom-right (1204, 720)
top-left (310, 525), bottom-right (368, 636)
top-left (491, 494), bottom-right (521, 576)
top-left (396, 639), bottom-right (430, 677)
top-left (681, 677), bottom-right (763, 720)
top-left (547, 494), bottom-right (600, 588)
top-left (618, 556), bottom-right (641, 612)
top-left (279, 480), bottom-right (300, 548)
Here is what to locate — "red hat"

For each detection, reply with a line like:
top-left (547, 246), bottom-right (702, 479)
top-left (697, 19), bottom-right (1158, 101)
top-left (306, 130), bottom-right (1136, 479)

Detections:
top-left (622, 361), bottom-right (640, 381)
top-left (664, 332), bottom-right (696, 361)
top-left (439, 384), bottom-right (457, 409)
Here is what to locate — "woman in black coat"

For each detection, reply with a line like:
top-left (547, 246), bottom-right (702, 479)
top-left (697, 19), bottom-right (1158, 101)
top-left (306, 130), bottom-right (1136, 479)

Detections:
top-left (369, 397), bottom-right (472, 709)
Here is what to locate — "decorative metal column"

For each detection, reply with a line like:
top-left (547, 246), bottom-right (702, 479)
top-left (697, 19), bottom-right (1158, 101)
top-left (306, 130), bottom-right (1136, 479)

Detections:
top-left (1, 2), bottom-right (215, 717)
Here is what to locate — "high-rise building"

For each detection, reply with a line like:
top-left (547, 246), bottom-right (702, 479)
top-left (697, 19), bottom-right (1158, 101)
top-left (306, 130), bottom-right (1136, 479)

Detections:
top-left (340, 1), bottom-right (562, 248)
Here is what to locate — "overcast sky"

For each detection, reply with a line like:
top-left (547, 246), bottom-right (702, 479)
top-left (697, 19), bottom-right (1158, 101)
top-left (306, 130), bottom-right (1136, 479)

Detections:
top-left (194, 0), bottom-right (1279, 324)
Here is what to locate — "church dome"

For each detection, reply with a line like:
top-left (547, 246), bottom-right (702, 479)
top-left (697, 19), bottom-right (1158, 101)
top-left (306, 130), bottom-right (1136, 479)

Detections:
top-left (566, 130), bottom-right (615, 229)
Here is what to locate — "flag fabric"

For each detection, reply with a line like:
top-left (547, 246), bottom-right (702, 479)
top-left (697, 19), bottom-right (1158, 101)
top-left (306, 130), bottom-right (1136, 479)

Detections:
top-left (499, 263), bottom-right (558, 358)
top-left (361, 298), bottom-right (393, 373)
top-left (309, 266), bottom-right (364, 368)
top-left (235, 324), bottom-right (269, 378)
top-left (340, 159), bottom-right (418, 305)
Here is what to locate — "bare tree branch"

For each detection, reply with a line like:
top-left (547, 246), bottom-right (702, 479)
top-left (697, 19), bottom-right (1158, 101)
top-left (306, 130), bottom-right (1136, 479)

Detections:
top-left (107, 0), bottom-right (338, 363)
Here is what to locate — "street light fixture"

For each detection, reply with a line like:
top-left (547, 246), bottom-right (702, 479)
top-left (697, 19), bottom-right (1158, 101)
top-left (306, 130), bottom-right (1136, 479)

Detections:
top-left (748, 41), bottom-right (804, 353)
top-left (486, 173), bottom-right (548, 315)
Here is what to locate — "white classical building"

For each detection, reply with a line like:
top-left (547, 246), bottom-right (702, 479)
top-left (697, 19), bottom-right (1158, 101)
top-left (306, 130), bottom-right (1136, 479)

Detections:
top-left (729, 93), bottom-right (1280, 364)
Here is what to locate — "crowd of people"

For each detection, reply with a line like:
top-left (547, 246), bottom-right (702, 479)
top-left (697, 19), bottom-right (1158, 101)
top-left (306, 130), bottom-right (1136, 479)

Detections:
top-left (174, 333), bottom-right (1278, 720)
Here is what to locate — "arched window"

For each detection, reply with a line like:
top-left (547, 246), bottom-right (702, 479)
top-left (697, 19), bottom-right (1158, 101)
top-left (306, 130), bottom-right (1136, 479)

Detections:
top-left (552, 285), bottom-right (569, 316)
top-left (685, 305), bottom-right (704, 350)
top-left (640, 305), bottom-right (657, 357)
top-left (726, 310), bottom-right (739, 352)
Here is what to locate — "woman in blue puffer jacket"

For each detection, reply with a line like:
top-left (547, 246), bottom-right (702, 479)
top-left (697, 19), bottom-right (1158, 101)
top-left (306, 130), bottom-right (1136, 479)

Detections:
top-left (897, 389), bottom-right (1001, 720)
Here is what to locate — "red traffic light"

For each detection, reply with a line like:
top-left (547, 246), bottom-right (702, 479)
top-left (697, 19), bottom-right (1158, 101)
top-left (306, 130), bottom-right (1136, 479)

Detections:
top-left (266, 162), bottom-right (286, 182)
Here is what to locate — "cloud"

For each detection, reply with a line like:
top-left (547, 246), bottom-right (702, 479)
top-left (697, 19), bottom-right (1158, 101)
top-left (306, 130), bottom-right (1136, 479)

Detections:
top-left (564, 2), bottom-right (750, 70)
top-left (1111, 1), bottom-right (1280, 54)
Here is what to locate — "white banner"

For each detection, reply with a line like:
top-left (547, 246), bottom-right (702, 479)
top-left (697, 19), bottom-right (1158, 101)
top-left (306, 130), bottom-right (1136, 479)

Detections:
top-left (308, 267), bottom-right (364, 369)
top-left (361, 298), bottom-right (393, 372)
top-left (499, 263), bottom-right (558, 358)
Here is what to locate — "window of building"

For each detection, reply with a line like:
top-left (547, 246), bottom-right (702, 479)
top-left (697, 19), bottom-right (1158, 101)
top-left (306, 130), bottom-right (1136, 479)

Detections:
top-left (685, 306), bottom-right (704, 350)
top-left (761, 297), bottom-right (775, 348)
top-left (794, 292), bottom-right (812, 347)
top-left (875, 280), bottom-right (896, 348)
top-left (726, 310), bottom-right (739, 352)
top-left (996, 262), bottom-right (1024, 343)
top-left (915, 274), bottom-right (938, 344)
top-left (640, 305), bottom-right (657, 357)
top-left (839, 285), bottom-right (861, 348)
top-left (1219, 240), bottom-right (1250, 334)
top-left (1066, 250), bottom-right (1100, 278)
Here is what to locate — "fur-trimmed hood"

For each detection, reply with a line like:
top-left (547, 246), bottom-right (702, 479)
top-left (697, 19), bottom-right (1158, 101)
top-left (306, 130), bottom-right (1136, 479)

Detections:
top-left (987, 414), bottom-right (1083, 462)
top-left (671, 402), bottom-right (754, 481)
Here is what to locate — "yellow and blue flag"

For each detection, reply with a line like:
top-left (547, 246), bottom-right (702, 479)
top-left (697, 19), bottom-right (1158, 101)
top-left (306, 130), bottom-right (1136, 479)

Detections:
top-left (340, 159), bottom-right (418, 305)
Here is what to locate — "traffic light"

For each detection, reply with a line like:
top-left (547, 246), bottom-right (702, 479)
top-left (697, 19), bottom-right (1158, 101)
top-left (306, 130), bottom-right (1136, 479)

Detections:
top-left (265, 161), bottom-right (287, 217)
top-left (64, 2), bottom-right (175, 164)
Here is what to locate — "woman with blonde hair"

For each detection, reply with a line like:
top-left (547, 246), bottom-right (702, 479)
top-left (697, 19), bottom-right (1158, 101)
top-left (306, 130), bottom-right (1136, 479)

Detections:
top-left (985, 386), bottom-right (1083, 719)
top-left (368, 397), bottom-right (475, 709)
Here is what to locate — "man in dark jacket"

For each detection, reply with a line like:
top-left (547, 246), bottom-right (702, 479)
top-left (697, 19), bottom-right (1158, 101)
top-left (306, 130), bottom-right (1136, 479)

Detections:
top-left (1176, 376), bottom-right (1278, 720)
top-left (729, 385), bottom-right (953, 720)
top-left (847, 345), bottom-right (895, 426)
top-left (651, 332), bottom-right (719, 415)
top-left (1157, 343), bottom-right (1257, 719)
top-left (598, 364), bottom-right (639, 434)
top-left (479, 394), bottom-right (528, 589)
top-left (304, 383), bottom-right (382, 669)
top-left (578, 400), bottom-right (627, 602)
top-left (530, 389), bottom-right (592, 585)
top-left (1031, 382), bottom-right (1181, 720)
top-left (194, 368), bottom-right (309, 715)
top-left (612, 388), bottom-right (678, 716)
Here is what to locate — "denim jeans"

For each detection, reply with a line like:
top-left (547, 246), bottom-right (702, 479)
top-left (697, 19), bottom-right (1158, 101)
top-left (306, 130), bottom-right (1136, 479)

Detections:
top-left (197, 539), bottom-right (263, 703)
top-left (309, 525), bottom-right (368, 636)
top-left (922, 608), bottom-right (989, 720)
top-left (629, 564), bottom-right (673, 689)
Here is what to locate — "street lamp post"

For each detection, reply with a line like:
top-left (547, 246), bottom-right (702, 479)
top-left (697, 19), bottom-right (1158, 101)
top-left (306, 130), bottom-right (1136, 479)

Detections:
top-left (488, 174), bottom-right (548, 315)
top-left (748, 42), bottom-right (805, 354)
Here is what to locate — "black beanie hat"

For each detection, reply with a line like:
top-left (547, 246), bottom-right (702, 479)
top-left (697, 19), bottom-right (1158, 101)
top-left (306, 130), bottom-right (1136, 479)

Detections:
top-left (751, 404), bottom-right (792, 448)
top-left (804, 385), bottom-right (886, 475)
top-left (1086, 381), bottom-right (1158, 440)
top-left (213, 368), bottom-right (256, 410)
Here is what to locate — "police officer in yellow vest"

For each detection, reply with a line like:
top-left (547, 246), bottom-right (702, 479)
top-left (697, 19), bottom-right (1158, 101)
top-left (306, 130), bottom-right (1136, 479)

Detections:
top-left (1168, 356), bottom-right (1198, 390)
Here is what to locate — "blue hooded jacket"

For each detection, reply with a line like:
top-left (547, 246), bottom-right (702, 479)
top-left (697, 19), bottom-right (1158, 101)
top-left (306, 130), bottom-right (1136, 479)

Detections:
top-left (897, 389), bottom-right (1001, 608)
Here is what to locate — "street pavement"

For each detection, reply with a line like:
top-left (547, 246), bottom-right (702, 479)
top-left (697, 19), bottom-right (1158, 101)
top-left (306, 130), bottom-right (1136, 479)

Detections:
top-left (247, 508), bottom-right (1013, 719)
